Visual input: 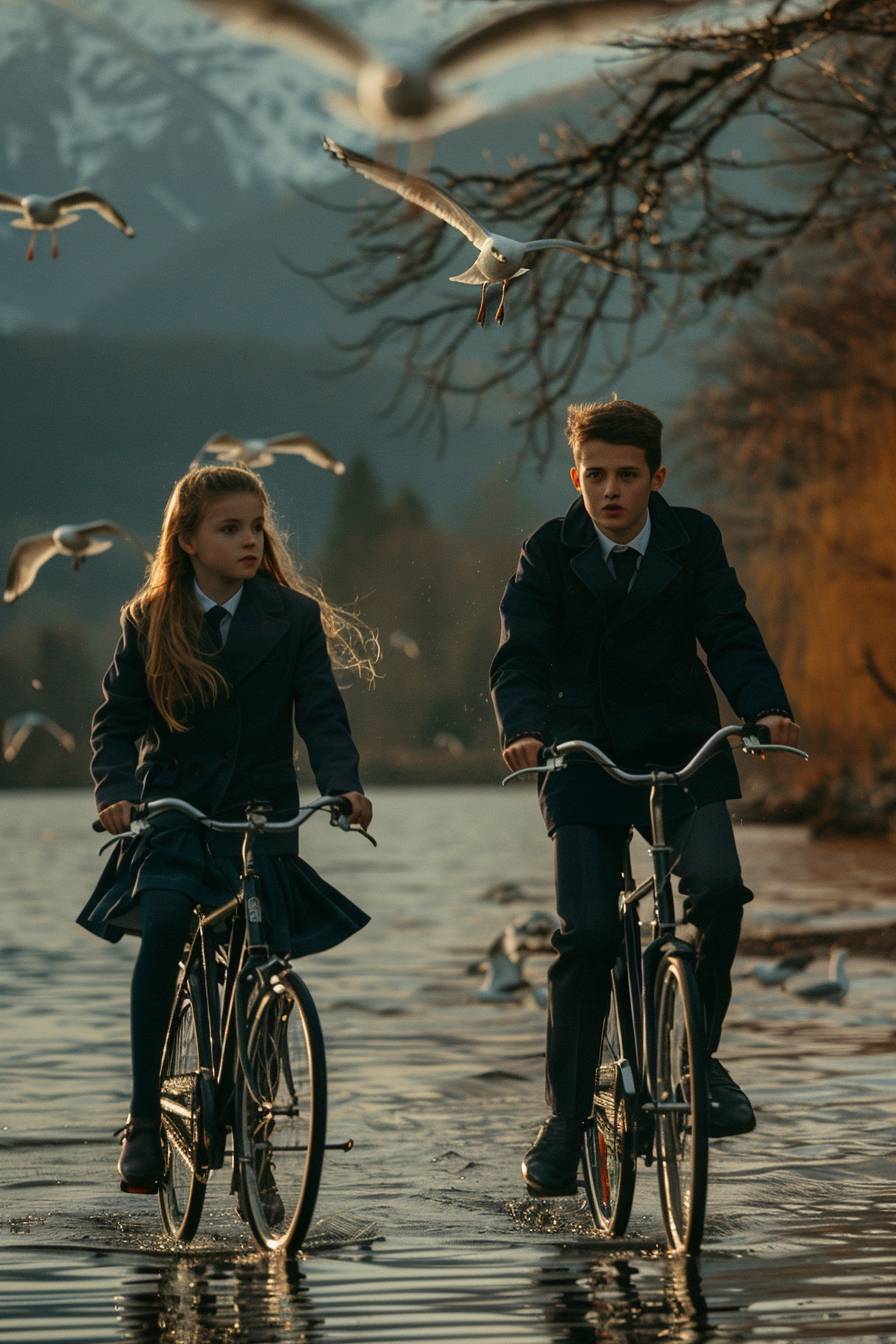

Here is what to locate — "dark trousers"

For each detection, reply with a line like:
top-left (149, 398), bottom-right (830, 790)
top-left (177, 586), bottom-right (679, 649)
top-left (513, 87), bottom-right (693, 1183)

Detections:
top-left (129, 889), bottom-right (194, 1120)
top-left (546, 802), bottom-right (751, 1121)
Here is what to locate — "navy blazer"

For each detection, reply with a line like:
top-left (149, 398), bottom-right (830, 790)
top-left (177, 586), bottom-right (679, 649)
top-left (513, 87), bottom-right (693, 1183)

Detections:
top-left (490, 493), bottom-right (792, 831)
top-left (91, 574), bottom-right (363, 855)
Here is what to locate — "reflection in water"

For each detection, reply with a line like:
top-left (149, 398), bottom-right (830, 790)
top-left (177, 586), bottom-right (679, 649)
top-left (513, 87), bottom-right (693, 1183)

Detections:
top-left (114, 1256), bottom-right (326, 1344)
top-left (534, 1251), bottom-right (709, 1344)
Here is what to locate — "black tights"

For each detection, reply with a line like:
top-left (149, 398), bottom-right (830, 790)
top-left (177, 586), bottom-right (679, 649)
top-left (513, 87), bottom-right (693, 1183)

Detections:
top-left (129, 889), bottom-right (194, 1120)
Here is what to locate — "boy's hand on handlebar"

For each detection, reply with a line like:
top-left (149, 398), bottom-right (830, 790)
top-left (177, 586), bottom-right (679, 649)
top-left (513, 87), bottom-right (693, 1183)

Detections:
top-left (341, 791), bottom-right (372, 830)
top-left (502, 736), bottom-right (544, 771)
top-left (97, 801), bottom-right (134, 834)
top-left (756, 714), bottom-right (800, 748)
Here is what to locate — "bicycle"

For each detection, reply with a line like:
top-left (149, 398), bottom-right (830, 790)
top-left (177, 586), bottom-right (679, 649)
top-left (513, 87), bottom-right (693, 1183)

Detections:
top-left (95, 793), bottom-right (374, 1256)
top-left (504, 722), bottom-right (807, 1254)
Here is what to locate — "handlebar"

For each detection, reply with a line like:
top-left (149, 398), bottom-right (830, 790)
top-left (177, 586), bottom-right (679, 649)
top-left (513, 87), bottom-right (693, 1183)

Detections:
top-left (502, 722), bottom-right (808, 788)
top-left (92, 794), bottom-right (377, 846)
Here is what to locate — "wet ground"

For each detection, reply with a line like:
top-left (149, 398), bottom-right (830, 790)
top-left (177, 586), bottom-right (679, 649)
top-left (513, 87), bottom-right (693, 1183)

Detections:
top-left (1, 787), bottom-right (895, 1342)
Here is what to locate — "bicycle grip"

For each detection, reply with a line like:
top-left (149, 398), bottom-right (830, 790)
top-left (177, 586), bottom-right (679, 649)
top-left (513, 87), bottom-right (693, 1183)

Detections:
top-left (744, 722), bottom-right (772, 745)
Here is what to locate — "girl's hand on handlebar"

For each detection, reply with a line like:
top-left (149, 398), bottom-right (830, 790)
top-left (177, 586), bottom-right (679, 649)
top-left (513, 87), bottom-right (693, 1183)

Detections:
top-left (97, 801), bottom-right (135, 834)
top-left (756, 714), bottom-right (800, 748)
top-left (502, 736), bottom-right (544, 772)
top-left (340, 791), bottom-right (372, 830)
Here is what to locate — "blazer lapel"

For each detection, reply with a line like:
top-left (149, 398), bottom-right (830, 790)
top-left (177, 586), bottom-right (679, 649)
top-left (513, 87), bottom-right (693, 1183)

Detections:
top-left (563, 498), bottom-right (619, 612)
top-left (218, 576), bottom-right (289, 684)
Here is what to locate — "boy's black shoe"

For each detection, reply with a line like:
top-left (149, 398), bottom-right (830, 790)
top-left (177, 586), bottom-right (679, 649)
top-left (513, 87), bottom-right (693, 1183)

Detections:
top-left (706, 1058), bottom-right (756, 1137)
top-left (116, 1116), bottom-right (162, 1192)
top-left (521, 1116), bottom-right (581, 1196)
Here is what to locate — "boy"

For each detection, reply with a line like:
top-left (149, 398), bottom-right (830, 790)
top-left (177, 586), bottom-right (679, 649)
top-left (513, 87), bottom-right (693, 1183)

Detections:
top-left (490, 398), bottom-right (799, 1197)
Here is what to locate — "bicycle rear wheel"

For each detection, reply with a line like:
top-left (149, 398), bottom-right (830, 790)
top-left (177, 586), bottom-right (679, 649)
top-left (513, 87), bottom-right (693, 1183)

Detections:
top-left (654, 951), bottom-right (708, 1254)
top-left (158, 984), bottom-right (207, 1241)
top-left (235, 968), bottom-right (326, 1255)
top-left (582, 972), bottom-right (638, 1236)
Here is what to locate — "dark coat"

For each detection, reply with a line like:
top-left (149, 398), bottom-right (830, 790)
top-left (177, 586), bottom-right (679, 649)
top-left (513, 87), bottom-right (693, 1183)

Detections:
top-left (78, 574), bottom-right (368, 954)
top-left (490, 493), bottom-right (792, 833)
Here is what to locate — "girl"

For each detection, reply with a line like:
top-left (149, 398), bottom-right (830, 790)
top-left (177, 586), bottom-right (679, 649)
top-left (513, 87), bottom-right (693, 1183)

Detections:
top-left (78, 464), bottom-right (377, 1191)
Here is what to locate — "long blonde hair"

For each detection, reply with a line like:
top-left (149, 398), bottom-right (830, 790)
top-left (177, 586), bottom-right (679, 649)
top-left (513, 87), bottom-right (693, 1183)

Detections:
top-left (124, 464), bottom-right (379, 731)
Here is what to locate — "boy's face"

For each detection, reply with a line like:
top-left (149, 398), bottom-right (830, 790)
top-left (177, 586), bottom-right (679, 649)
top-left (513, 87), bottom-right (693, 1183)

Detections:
top-left (179, 490), bottom-right (265, 599)
top-left (570, 438), bottom-right (666, 544)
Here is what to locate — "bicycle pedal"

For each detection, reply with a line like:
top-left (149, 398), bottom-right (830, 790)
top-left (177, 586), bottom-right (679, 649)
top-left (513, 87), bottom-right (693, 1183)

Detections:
top-left (119, 1180), bottom-right (159, 1195)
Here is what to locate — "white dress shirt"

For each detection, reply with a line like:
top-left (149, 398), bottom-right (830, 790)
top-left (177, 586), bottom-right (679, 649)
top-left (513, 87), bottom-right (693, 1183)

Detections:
top-left (193, 580), bottom-right (243, 646)
top-left (593, 513), bottom-right (652, 583)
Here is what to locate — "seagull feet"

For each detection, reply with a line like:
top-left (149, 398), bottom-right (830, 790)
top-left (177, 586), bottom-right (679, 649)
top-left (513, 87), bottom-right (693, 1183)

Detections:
top-left (494, 279), bottom-right (509, 326)
top-left (51, 231), bottom-right (59, 260)
top-left (476, 282), bottom-right (488, 327)
top-left (26, 235), bottom-right (35, 262)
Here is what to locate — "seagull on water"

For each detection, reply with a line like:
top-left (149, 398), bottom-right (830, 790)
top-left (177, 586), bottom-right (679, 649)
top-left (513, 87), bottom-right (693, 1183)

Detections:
top-left (324, 137), bottom-right (614, 325)
top-left (0, 190), bottom-right (135, 260)
top-left (3, 712), bottom-right (76, 763)
top-left (473, 911), bottom-right (555, 1003)
top-left (199, 0), bottom-right (690, 142)
top-left (193, 431), bottom-right (346, 474)
top-left (749, 952), bottom-right (814, 986)
top-left (4, 521), bottom-right (151, 604)
top-left (790, 949), bottom-right (849, 1003)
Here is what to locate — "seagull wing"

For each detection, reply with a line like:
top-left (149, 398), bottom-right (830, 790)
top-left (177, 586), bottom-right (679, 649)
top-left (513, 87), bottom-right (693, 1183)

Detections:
top-left (4, 533), bottom-right (57, 603)
top-left (53, 190), bottom-right (135, 236)
top-left (198, 431), bottom-right (248, 461)
top-left (2, 713), bottom-right (37, 761)
top-left (433, 1), bottom-right (683, 81)
top-left (323, 138), bottom-right (490, 248)
top-left (77, 520), bottom-right (151, 563)
top-left (42, 717), bottom-right (77, 753)
top-left (198, 0), bottom-right (370, 80)
top-left (523, 237), bottom-right (605, 261)
top-left (0, 192), bottom-right (23, 213)
top-left (266, 433), bottom-right (346, 474)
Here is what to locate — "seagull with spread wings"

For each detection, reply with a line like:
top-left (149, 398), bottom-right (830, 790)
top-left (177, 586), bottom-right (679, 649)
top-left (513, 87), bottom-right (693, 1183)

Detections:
top-left (324, 137), bottom-right (612, 325)
top-left (193, 432), bottom-right (347, 474)
top-left (2, 712), bottom-right (76, 763)
top-left (4, 521), bottom-right (151, 604)
top-left (0, 190), bottom-right (135, 261)
top-left (199, 0), bottom-right (690, 142)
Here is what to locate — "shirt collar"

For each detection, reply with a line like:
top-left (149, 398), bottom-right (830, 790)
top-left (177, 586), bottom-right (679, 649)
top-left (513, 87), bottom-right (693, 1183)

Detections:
top-left (193, 579), bottom-right (243, 617)
top-left (592, 512), bottom-right (652, 560)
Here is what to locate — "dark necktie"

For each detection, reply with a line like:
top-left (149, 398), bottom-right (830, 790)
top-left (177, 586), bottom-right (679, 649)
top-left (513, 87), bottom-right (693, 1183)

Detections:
top-left (203, 604), bottom-right (228, 652)
top-left (611, 546), bottom-right (639, 594)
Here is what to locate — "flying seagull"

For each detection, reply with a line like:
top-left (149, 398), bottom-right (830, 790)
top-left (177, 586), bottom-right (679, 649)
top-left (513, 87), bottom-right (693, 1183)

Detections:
top-left (199, 0), bottom-right (690, 142)
top-left (324, 138), bottom-right (614, 325)
top-left (193, 431), bottom-right (346, 474)
top-left (4, 521), bottom-right (151, 604)
top-left (0, 190), bottom-right (135, 260)
top-left (790, 949), bottom-right (849, 1004)
top-left (3, 712), bottom-right (76, 763)
top-left (388, 630), bottom-right (421, 659)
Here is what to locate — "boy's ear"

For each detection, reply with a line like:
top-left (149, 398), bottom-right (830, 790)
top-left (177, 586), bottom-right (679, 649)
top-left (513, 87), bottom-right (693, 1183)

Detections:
top-left (569, 462), bottom-right (582, 492)
top-left (651, 465), bottom-right (668, 491)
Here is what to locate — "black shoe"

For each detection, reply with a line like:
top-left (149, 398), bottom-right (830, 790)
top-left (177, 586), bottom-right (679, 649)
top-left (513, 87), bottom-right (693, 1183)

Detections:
top-left (706, 1058), bottom-right (756, 1137)
top-left (521, 1116), bottom-right (581, 1196)
top-left (116, 1116), bottom-right (162, 1192)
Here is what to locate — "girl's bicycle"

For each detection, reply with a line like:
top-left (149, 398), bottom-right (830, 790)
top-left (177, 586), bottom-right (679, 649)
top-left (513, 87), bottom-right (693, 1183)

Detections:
top-left (98, 793), bottom-right (372, 1256)
top-left (505, 722), bottom-right (807, 1254)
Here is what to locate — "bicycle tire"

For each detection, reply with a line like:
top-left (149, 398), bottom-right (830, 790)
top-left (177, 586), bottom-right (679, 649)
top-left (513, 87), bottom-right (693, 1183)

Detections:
top-left (654, 951), bottom-right (709, 1254)
top-left (158, 984), bottom-right (207, 1241)
top-left (582, 971), bottom-right (638, 1236)
top-left (234, 968), bottom-right (327, 1255)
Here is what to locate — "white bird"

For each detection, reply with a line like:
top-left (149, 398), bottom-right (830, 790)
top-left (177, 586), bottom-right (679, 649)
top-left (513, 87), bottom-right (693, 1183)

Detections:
top-left (4, 521), bottom-right (151, 604)
top-left (473, 910), bottom-right (555, 1003)
top-left (433, 731), bottom-right (465, 758)
top-left (193, 431), bottom-right (347, 474)
top-left (790, 949), bottom-right (849, 1003)
top-left (199, 0), bottom-right (690, 142)
top-left (3, 712), bottom-right (76, 763)
top-left (0, 190), bottom-right (135, 261)
top-left (749, 952), bottom-right (813, 986)
top-left (323, 137), bottom-right (613, 325)
top-left (388, 630), bottom-right (420, 659)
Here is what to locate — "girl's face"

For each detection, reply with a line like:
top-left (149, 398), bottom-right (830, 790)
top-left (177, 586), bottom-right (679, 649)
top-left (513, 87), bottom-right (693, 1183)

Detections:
top-left (179, 491), bottom-right (265, 599)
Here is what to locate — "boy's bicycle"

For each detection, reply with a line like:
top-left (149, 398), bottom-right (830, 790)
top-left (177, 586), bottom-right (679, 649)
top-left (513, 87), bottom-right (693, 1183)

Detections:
top-left (96, 793), bottom-right (373, 1256)
top-left (505, 723), bottom-right (807, 1254)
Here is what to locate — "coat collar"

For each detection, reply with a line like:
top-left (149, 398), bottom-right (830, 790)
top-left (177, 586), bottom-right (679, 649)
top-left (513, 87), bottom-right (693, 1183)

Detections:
top-left (562, 493), bottom-right (690, 628)
top-left (216, 574), bottom-right (290, 684)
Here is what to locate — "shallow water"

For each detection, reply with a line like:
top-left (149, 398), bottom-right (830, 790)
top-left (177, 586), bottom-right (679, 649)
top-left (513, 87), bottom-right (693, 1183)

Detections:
top-left (1, 787), bottom-right (895, 1342)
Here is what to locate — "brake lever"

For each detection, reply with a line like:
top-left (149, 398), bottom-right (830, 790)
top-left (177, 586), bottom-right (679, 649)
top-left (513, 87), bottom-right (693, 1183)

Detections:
top-left (501, 756), bottom-right (565, 786)
top-left (329, 809), bottom-right (378, 846)
top-left (741, 735), bottom-right (809, 761)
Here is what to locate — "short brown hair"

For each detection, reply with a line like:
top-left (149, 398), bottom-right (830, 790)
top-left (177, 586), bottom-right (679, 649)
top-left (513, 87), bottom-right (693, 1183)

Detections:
top-left (566, 398), bottom-right (663, 474)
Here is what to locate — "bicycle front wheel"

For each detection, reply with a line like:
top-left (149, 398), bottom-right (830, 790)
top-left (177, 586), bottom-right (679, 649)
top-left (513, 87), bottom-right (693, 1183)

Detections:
top-left (235, 968), bottom-right (327, 1255)
top-left (654, 952), bottom-right (709, 1254)
top-left (158, 985), bottom-right (207, 1242)
top-left (582, 973), bottom-right (638, 1236)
